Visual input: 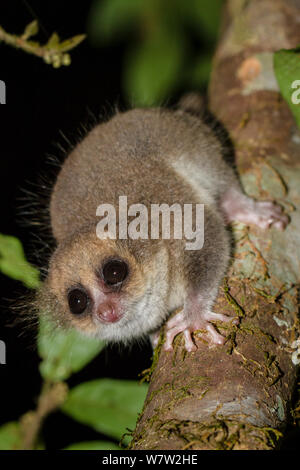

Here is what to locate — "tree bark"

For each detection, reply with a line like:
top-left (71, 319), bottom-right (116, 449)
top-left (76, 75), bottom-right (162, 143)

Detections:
top-left (131, 0), bottom-right (300, 450)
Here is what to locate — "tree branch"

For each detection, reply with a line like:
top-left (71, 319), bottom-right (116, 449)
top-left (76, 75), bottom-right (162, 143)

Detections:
top-left (0, 21), bottom-right (85, 67)
top-left (131, 0), bottom-right (300, 450)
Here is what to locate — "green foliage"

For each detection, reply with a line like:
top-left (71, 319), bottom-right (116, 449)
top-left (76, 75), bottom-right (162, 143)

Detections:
top-left (124, 29), bottom-right (185, 106)
top-left (274, 47), bottom-right (300, 128)
top-left (22, 20), bottom-right (86, 53)
top-left (184, 0), bottom-right (223, 41)
top-left (0, 21), bottom-right (85, 68)
top-left (23, 20), bottom-right (39, 39)
top-left (46, 32), bottom-right (86, 53)
top-left (87, 0), bottom-right (144, 42)
top-left (87, 0), bottom-right (223, 106)
top-left (189, 54), bottom-right (213, 89)
top-left (64, 440), bottom-right (120, 450)
top-left (62, 379), bottom-right (148, 444)
top-left (0, 233), bottom-right (40, 288)
top-left (0, 422), bottom-right (22, 450)
top-left (38, 316), bottom-right (105, 382)
top-left (0, 234), bottom-right (148, 449)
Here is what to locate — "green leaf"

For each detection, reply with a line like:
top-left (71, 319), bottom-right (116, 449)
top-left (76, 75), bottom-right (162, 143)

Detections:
top-left (59, 34), bottom-right (86, 52)
top-left (46, 32), bottom-right (60, 48)
top-left (23, 20), bottom-right (39, 39)
top-left (64, 440), bottom-right (120, 450)
top-left (0, 234), bottom-right (40, 288)
top-left (38, 316), bottom-right (104, 382)
top-left (0, 422), bottom-right (22, 450)
top-left (61, 379), bottom-right (148, 443)
top-left (87, 0), bottom-right (144, 44)
top-left (189, 54), bottom-right (213, 88)
top-left (183, 0), bottom-right (223, 42)
top-left (124, 30), bottom-right (185, 106)
top-left (274, 47), bottom-right (300, 128)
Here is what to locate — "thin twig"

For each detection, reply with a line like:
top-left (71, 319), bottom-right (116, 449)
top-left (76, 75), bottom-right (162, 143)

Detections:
top-left (0, 21), bottom-right (85, 67)
top-left (20, 381), bottom-right (68, 449)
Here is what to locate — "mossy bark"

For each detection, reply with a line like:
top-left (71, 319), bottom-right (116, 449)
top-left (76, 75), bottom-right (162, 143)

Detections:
top-left (131, 0), bottom-right (300, 450)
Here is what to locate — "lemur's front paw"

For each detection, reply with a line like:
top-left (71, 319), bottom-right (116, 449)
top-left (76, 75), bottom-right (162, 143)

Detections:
top-left (163, 310), bottom-right (238, 352)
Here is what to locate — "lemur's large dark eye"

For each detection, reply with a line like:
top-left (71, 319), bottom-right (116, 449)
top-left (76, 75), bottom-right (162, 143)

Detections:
top-left (68, 288), bottom-right (89, 315)
top-left (102, 259), bottom-right (128, 286)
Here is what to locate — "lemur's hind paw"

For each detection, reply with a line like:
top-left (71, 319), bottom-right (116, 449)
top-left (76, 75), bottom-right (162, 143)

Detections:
top-left (221, 188), bottom-right (289, 230)
top-left (247, 200), bottom-right (289, 230)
